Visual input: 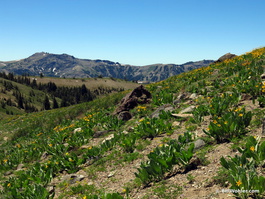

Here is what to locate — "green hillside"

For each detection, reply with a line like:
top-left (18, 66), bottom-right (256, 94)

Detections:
top-left (1, 47), bottom-right (265, 199)
top-left (0, 75), bottom-right (137, 119)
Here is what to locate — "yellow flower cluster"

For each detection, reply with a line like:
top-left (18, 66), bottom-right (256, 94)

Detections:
top-left (247, 47), bottom-right (265, 58)
top-left (53, 124), bottom-right (75, 132)
top-left (234, 107), bottom-right (242, 112)
top-left (137, 106), bottom-right (147, 112)
top-left (262, 82), bottom-right (265, 92)
top-left (83, 114), bottom-right (93, 122)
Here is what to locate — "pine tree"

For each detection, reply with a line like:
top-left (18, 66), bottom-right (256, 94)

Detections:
top-left (53, 97), bottom-right (59, 109)
top-left (43, 95), bottom-right (51, 110)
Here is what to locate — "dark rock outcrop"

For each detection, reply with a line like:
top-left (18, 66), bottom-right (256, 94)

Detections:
top-left (215, 53), bottom-right (236, 63)
top-left (117, 111), bottom-right (132, 121)
top-left (114, 85), bottom-right (151, 120)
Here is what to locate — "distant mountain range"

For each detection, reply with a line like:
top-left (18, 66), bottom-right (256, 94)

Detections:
top-left (0, 52), bottom-right (214, 82)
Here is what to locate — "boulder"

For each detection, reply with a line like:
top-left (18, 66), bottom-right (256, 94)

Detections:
top-left (149, 104), bottom-right (174, 118)
top-left (172, 113), bottom-right (193, 118)
top-left (193, 139), bottom-right (206, 150)
top-left (61, 174), bottom-right (85, 184)
top-left (113, 85), bottom-right (151, 118)
top-left (179, 105), bottom-right (196, 114)
top-left (102, 134), bottom-right (114, 144)
top-left (215, 53), bottom-right (236, 63)
top-left (93, 130), bottom-right (111, 138)
top-left (16, 163), bottom-right (24, 171)
top-left (118, 111), bottom-right (132, 121)
top-left (73, 127), bottom-right (82, 134)
top-left (40, 152), bottom-right (49, 161)
top-left (173, 93), bottom-right (188, 104)
top-left (189, 93), bottom-right (198, 100)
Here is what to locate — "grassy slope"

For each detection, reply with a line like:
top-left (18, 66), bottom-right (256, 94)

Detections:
top-left (32, 76), bottom-right (138, 90)
top-left (0, 76), bottom-right (138, 119)
top-left (0, 47), bottom-right (265, 198)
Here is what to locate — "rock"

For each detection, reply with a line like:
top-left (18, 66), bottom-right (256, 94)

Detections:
top-left (108, 171), bottom-right (116, 178)
top-left (17, 163), bottom-right (24, 170)
top-left (4, 171), bottom-right (12, 176)
top-left (241, 93), bottom-right (252, 101)
top-left (149, 104), bottom-right (174, 118)
top-left (61, 174), bottom-right (85, 184)
top-left (87, 181), bottom-right (94, 186)
top-left (70, 175), bottom-right (85, 184)
top-left (193, 139), bottom-right (206, 150)
top-left (117, 111), bottom-right (132, 121)
top-left (212, 69), bottom-right (220, 76)
top-left (102, 134), bottom-right (114, 144)
top-left (215, 53), bottom-right (236, 63)
top-left (173, 93), bottom-right (188, 104)
top-left (122, 130), bottom-right (129, 134)
top-left (165, 106), bottom-right (174, 112)
top-left (113, 85), bottom-right (152, 115)
top-left (128, 127), bottom-right (134, 132)
top-left (46, 185), bottom-right (55, 194)
top-left (93, 130), bottom-right (111, 138)
top-left (73, 128), bottom-right (82, 134)
top-left (172, 121), bottom-right (181, 126)
top-left (41, 152), bottom-right (49, 161)
top-left (171, 113), bottom-right (193, 118)
top-left (179, 106), bottom-right (196, 114)
top-left (63, 143), bottom-right (69, 148)
top-left (80, 145), bottom-right (91, 149)
top-left (189, 93), bottom-right (198, 100)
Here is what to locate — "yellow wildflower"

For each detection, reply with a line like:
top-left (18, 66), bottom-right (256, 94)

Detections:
top-left (48, 144), bottom-right (53, 147)
top-left (239, 113), bottom-right (243, 117)
top-left (213, 120), bottom-right (218, 124)
top-left (3, 159), bottom-right (8, 163)
top-left (250, 146), bottom-right (255, 152)
top-left (139, 118), bottom-right (145, 123)
top-left (236, 180), bottom-right (242, 186)
top-left (224, 121), bottom-right (228, 125)
top-left (7, 183), bottom-right (11, 187)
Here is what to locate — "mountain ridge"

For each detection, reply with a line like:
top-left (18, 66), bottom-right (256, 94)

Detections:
top-left (0, 52), bottom-right (214, 82)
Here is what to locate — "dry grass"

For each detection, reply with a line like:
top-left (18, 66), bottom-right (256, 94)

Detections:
top-left (32, 77), bottom-right (138, 90)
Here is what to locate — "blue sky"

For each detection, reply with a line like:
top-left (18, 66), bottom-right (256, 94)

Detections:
top-left (1, 0), bottom-right (265, 65)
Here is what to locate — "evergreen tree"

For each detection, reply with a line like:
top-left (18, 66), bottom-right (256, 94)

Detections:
top-left (43, 95), bottom-right (51, 110)
top-left (53, 97), bottom-right (59, 109)
top-left (17, 93), bottom-right (24, 109)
